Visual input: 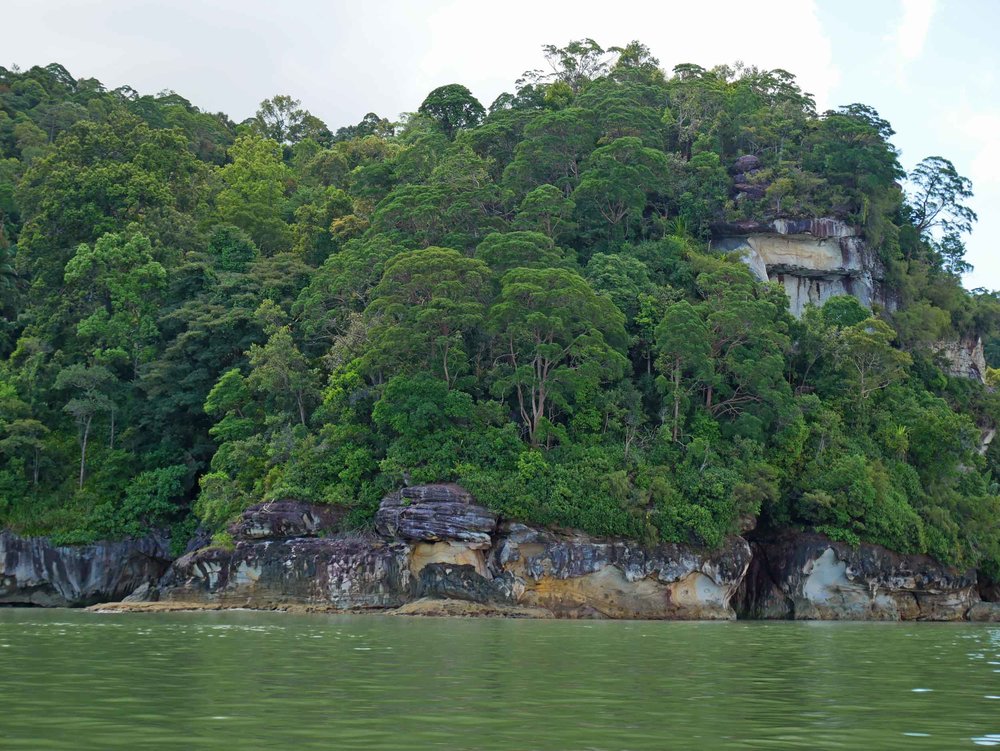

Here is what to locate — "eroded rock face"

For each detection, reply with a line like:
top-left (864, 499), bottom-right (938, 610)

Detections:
top-left (741, 533), bottom-right (979, 620)
top-left (162, 537), bottom-right (412, 610)
top-left (14, 482), bottom-right (991, 620)
top-left (490, 523), bottom-right (752, 619)
top-left (228, 500), bottom-right (346, 540)
top-left (0, 531), bottom-right (171, 607)
top-left (934, 337), bottom-right (987, 383)
top-left (714, 218), bottom-right (895, 318)
top-left (374, 484), bottom-right (498, 545)
top-left (413, 563), bottom-right (508, 604)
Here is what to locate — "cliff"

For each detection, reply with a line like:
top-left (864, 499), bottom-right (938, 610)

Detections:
top-left (714, 218), bottom-right (896, 318)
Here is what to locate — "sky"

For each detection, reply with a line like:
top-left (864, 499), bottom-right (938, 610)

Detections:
top-left (5, 0), bottom-right (998, 288)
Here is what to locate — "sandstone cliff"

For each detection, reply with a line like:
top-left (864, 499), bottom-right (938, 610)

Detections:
top-left (714, 218), bottom-right (896, 318)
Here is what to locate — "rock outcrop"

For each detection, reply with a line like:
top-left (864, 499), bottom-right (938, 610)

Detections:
top-left (3, 489), bottom-right (992, 621)
top-left (737, 532), bottom-right (980, 621)
top-left (490, 522), bottom-right (752, 619)
top-left (228, 499), bottom-right (346, 540)
top-left (0, 531), bottom-right (171, 607)
top-left (161, 536), bottom-right (412, 610)
top-left (933, 336), bottom-right (988, 383)
top-left (968, 602), bottom-right (1000, 622)
top-left (374, 483), bottom-right (497, 545)
top-left (714, 217), bottom-right (895, 318)
top-left (146, 487), bottom-right (752, 619)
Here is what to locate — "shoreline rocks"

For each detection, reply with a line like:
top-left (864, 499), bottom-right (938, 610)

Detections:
top-left (2, 490), bottom-right (992, 621)
top-left (736, 532), bottom-right (980, 621)
top-left (0, 530), bottom-right (171, 607)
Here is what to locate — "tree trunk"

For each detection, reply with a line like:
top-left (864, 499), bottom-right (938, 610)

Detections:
top-left (297, 391), bottom-right (307, 427)
top-left (672, 361), bottom-right (681, 443)
top-left (79, 416), bottom-right (91, 489)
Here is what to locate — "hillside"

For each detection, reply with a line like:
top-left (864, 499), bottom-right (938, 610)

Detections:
top-left (1, 41), bottom-right (998, 578)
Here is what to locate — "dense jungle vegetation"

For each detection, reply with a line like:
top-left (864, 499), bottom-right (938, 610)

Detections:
top-left (1, 41), bottom-right (999, 574)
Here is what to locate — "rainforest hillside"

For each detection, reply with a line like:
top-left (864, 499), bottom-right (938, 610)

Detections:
top-left (1, 41), bottom-right (998, 574)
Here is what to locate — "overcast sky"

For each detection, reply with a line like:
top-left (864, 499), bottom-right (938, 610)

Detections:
top-left (5, 0), bottom-right (998, 289)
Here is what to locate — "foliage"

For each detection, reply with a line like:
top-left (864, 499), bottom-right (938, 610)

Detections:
top-left (0, 50), bottom-right (997, 578)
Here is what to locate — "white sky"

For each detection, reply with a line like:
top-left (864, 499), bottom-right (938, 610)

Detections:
top-left (5, 0), bottom-right (998, 289)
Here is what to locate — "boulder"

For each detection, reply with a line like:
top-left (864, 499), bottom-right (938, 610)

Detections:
top-left (732, 154), bottom-right (762, 173)
top-left (0, 531), bottom-right (172, 607)
top-left (228, 500), bottom-right (346, 540)
top-left (968, 602), bottom-right (1000, 622)
top-left (490, 523), bottom-right (752, 619)
top-left (745, 532), bottom-right (979, 620)
top-left (375, 484), bottom-right (497, 545)
top-left (733, 182), bottom-right (767, 200)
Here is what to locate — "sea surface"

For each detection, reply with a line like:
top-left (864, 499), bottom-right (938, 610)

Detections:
top-left (0, 609), bottom-right (998, 750)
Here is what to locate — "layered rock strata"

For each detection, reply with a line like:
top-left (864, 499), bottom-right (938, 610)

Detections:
top-left (2, 487), bottom-right (989, 620)
top-left (714, 217), bottom-right (895, 318)
top-left (154, 489), bottom-right (750, 619)
top-left (736, 533), bottom-right (980, 621)
top-left (0, 531), bottom-right (171, 607)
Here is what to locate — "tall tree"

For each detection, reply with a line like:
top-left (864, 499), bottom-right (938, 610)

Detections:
top-left (908, 155), bottom-right (977, 237)
top-left (55, 363), bottom-right (114, 488)
top-left (216, 134), bottom-right (292, 254)
top-left (418, 84), bottom-right (485, 138)
top-left (488, 267), bottom-right (627, 445)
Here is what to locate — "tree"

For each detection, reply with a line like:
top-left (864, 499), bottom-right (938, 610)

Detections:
top-left (475, 231), bottom-right (568, 276)
top-left (216, 134), bottom-right (292, 254)
top-left (251, 95), bottom-right (329, 145)
top-left (655, 301), bottom-right (712, 441)
top-left (55, 363), bottom-right (114, 488)
top-left (503, 109), bottom-right (595, 196)
top-left (909, 155), bottom-right (976, 237)
top-left (63, 232), bottom-right (166, 374)
top-left (418, 84), bottom-right (485, 138)
top-left (513, 184), bottom-right (577, 241)
top-left (245, 301), bottom-right (318, 427)
top-left (571, 137), bottom-right (672, 243)
top-left (831, 318), bottom-right (911, 409)
top-left (16, 111), bottom-right (203, 289)
top-left (207, 224), bottom-right (259, 272)
top-left (365, 247), bottom-right (490, 387)
top-left (0, 418), bottom-right (48, 487)
top-left (489, 267), bottom-right (627, 446)
top-left (530, 39), bottom-right (612, 93)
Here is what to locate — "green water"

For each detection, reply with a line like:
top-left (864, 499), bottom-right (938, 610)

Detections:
top-left (0, 610), bottom-right (998, 750)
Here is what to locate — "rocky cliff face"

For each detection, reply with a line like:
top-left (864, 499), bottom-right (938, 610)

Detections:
top-left (490, 522), bottom-right (750, 618)
top-left (736, 533), bottom-right (980, 621)
top-left (151, 488), bottom-right (750, 619)
top-left (2, 487), bottom-right (989, 620)
top-left (0, 531), bottom-right (171, 606)
top-left (714, 218), bottom-right (895, 318)
top-left (934, 336), bottom-right (988, 383)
